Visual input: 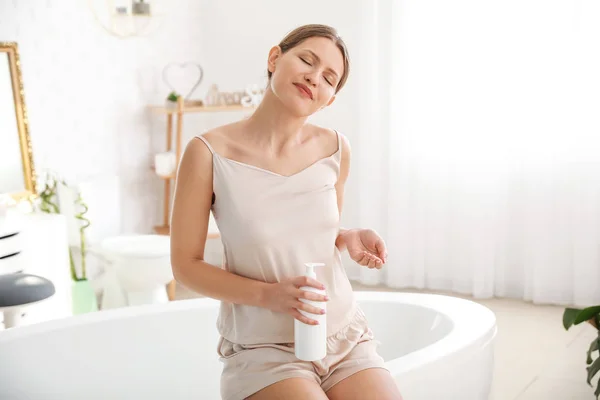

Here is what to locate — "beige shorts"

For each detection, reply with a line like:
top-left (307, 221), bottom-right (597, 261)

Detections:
top-left (217, 308), bottom-right (388, 400)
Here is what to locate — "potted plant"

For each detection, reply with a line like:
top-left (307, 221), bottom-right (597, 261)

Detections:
top-left (37, 172), bottom-right (98, 315)
top-left (563, 306), bottom-right (600, 398)
top-left (165, 90), bottom-right (181, 109)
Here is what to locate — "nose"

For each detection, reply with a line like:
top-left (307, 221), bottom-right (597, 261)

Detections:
top-left (304, 71), bottom-right (318, 87)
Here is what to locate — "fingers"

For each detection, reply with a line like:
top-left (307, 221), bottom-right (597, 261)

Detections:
top-left (293, 275), bottom-right (325, 290)
top-left (283, 277), bottom-right (328, 326)
top-left (356, 251), bottom-right (369, 265)
top-left (295, 300), bottom-right (326, 317)
top-left (367, 258), bottom-right (377, 269)
top-left (298, 289), bottom-right (329, 302)
top-left (290, 308), bottom-right (320, 326)
top-left (357, 251), bottom-right (383, 269)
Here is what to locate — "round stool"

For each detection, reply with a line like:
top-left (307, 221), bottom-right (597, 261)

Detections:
top-left (0, 273), bottom-right (55, 328)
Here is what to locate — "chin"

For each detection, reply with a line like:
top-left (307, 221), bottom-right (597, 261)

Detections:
top-left (284, 93), bottom-right (318, 117)
top-left (289, 103), bottom-right (315, 118)
top-left (272, 82), bottom-right (318, 117)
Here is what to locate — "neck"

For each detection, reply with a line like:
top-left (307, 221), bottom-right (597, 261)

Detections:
top-left (244, 87), bottom-right (307, 151)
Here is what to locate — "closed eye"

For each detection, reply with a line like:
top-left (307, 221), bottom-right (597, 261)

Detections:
top-left (300, 57), bottom-right (312, 66)
top-left (324, 76), bottom-right (332, 86)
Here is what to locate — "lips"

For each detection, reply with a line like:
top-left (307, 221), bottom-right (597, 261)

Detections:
top-left (294, 83), bottom-right (313, 100)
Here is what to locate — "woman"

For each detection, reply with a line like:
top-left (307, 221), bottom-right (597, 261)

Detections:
top-left (170, 24), bottom-right (403, 400)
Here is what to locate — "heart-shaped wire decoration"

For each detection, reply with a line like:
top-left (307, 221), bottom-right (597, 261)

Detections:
top-left (162, 62), bottom-right (204, 100)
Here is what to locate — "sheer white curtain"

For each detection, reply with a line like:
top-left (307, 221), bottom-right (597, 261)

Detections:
top-left (353, 0), bottom-right (600, 307)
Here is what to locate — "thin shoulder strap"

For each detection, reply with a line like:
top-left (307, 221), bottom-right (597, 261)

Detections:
top-left (334, 130), bottom-right (342, 153)
top-left (195, 134), bottom-right (215, 154)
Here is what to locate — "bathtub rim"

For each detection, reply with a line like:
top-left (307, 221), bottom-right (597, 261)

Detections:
top-left (353, 291), bottom-right (497, 376)
top-left (0, 291), bottom-right (497, 373)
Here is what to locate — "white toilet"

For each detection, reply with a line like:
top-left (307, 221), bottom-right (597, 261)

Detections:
top-left (100, 235), bottom-right (173, 309)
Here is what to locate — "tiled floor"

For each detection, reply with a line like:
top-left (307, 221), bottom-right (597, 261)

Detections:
top-left (175, 282), bottom-right (597, 400)
top-left (481, 297), bottom-right (595, 400)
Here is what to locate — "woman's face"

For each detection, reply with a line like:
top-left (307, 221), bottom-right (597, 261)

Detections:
top-left (267, 36), bottom-right (345, 117)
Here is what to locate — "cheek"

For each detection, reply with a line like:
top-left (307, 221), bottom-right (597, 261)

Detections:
top-left (274, 60), bottom-right (298, 81)
top-left (318, 87), bottom-right (335, 105)
top-left (270, 70), bottom-right (290, 96)
top-left (272, 64), bottom-right (296, 91)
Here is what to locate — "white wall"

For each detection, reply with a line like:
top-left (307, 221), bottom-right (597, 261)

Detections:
top-left (1, 0), bottom-right (374, 273)
top-left (0, 0), bottom-right (207, 237)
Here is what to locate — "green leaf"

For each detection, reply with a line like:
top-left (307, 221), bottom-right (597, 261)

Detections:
top-left (564, 308), bottom-right (583, 330)
top-left (575, 306), bottom-right (600, 325)
top-left (595, 379), bottom-right (600, 399)
top-left (587, 358), bottom-right (600, 386)
top-left (167, 91), bottom-right (180, 102)
top-left (588, 339), bottom-right (599, 365)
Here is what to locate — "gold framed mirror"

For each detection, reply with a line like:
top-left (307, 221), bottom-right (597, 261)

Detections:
top-left (0, 42), bottom-right (36, 201)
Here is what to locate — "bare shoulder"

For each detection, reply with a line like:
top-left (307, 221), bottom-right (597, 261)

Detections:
top-left (178, 123), bottom-right (238, 179)
top-left (198, 121), bottom-right (245, 156)
top-left (307, 124), bottom-right (351, 161)
top-left (180, 134), bottom-right (213, 173)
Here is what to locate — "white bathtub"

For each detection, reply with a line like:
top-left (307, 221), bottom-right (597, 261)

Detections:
top-left (0, 291), bottom-right (496, 399)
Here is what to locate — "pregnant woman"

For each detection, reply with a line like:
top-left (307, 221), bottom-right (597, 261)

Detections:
top-left (170, 24), bottom-right (403, 400)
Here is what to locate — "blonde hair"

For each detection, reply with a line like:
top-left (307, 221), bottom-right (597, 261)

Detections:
top-left (269, 24), bottom-right (350, 93)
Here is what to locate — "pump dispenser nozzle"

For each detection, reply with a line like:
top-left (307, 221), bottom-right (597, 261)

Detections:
top-left (304, 263), bottom-right (325, 278)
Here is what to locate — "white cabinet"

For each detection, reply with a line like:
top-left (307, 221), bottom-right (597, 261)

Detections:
top-left (0, 212), bottom-right (72, 328)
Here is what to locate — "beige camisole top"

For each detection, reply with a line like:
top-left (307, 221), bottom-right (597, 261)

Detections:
top-left (196, 131), bottom-right (357, 345)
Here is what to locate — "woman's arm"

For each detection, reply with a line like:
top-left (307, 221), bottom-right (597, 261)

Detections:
top-left (170, 137), bottom-right (269, 307)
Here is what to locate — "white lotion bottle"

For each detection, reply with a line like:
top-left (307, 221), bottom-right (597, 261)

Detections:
top-left (294, 262), bottom-right (327, 361)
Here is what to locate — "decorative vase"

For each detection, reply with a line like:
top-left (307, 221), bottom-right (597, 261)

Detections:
top-left (71, 279), bottom-right (98, 315)
top-left (165, 99), bottom-right (178, 110)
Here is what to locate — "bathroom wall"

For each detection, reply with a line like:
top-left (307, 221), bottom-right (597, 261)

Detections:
top-left (0, 0), bottom-right (207, 238)
top-left (1, 0), bottom-right (378, 277)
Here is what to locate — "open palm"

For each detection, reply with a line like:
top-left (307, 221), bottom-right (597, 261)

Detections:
top-left (344, 229), bottom-right (388, 269)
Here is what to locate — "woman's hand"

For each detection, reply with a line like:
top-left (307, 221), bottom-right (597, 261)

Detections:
top-left (342, 228), bottom-right (388, 269)
top-left (260, 276), bottom-right (328, 325)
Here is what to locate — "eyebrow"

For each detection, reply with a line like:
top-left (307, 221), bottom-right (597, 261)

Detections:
top-left (302, 49), bottom-right (340, 78)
